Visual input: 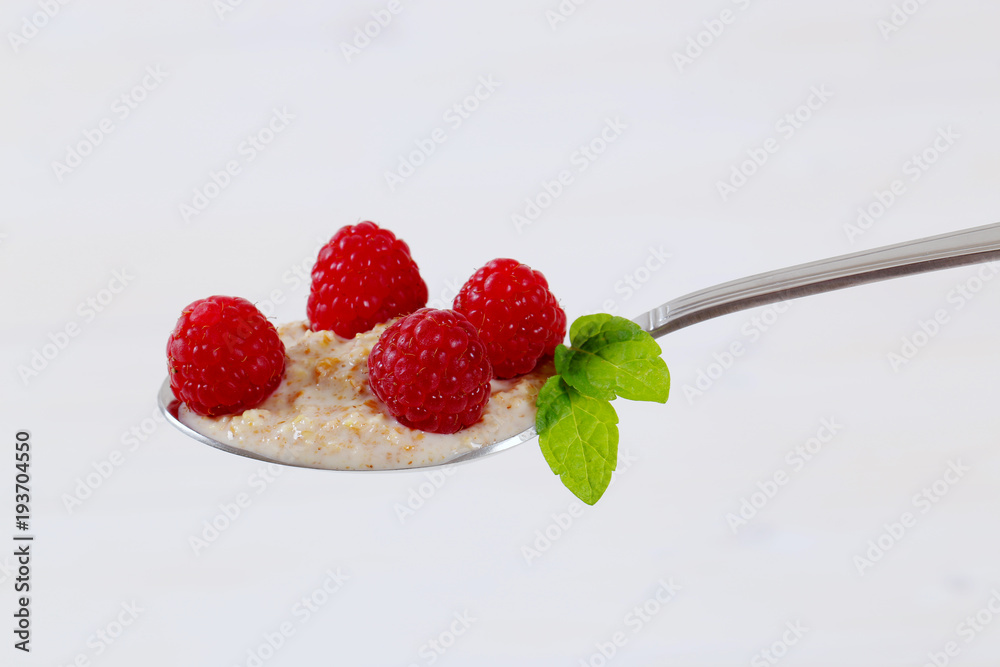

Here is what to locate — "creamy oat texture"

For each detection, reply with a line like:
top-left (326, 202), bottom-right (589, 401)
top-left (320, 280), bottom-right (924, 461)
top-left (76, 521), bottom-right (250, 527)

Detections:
top-left (179, 320), bottom-right (552, 470)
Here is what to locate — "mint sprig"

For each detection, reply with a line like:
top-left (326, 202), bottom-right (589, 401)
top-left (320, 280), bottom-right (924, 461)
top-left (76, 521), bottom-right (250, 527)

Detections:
top-left (536, 314), bottom-right (670, 505)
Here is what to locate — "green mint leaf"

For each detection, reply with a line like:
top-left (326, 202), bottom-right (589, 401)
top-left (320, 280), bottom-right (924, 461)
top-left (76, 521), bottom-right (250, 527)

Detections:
top-left (536, 375), bottom-right (619, 505)
top-left (555, 313), bottom-right (670, 403)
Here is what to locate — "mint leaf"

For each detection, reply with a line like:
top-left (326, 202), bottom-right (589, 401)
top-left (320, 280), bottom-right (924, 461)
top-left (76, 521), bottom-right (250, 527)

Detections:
top-left (555, 314), bottom-right (670, 403)
top-left (536, 375), bottom-right (619, 505)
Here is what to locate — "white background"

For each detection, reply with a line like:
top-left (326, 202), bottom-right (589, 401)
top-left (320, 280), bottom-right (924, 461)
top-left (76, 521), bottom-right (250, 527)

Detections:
top-left (3, 0), bottom-right (1000, 665)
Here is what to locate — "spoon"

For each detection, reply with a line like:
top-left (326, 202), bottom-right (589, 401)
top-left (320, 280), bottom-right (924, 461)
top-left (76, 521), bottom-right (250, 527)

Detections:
top-left (159, 221), bottom-right (1000, 471)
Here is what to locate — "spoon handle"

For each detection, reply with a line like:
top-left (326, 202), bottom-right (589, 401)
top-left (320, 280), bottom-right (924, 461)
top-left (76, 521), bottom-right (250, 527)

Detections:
top-left (632, 221), bottom-right (1000, 339)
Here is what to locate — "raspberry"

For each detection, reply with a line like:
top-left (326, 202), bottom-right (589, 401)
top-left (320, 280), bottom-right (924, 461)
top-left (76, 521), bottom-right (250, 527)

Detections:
top-left (307, 221), bottom-right (428, 338)
top-left (368, 309), bottom-right (492, 434)
top-left (453, 258), bottom-right (566, 379)
top-left (167, 295), bottom-right (286, 417)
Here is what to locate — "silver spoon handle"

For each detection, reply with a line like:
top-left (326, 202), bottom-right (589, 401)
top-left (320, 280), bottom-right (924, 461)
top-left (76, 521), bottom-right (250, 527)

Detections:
top-left (633, 221), bottom-right (1000, 339)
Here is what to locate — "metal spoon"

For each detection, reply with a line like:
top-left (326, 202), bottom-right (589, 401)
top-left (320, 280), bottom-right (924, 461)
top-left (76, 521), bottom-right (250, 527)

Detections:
top-left (159, 221), bottom-right (1000, 471)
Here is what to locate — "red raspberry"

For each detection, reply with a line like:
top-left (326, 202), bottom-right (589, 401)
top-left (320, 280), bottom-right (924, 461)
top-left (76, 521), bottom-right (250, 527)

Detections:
top-left (307, 221), bottom-right (428, 338)
top-left (167, 296), bottom-right (286, 417)
top-left (453, 258), bottom-right (566, 379)
top-left (368, 309), bottom-right (492, 434)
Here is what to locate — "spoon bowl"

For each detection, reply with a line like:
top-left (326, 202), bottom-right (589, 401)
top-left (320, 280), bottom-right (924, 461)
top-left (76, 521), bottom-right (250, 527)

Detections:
top-left (157, 377), bottom-right (541, 471)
